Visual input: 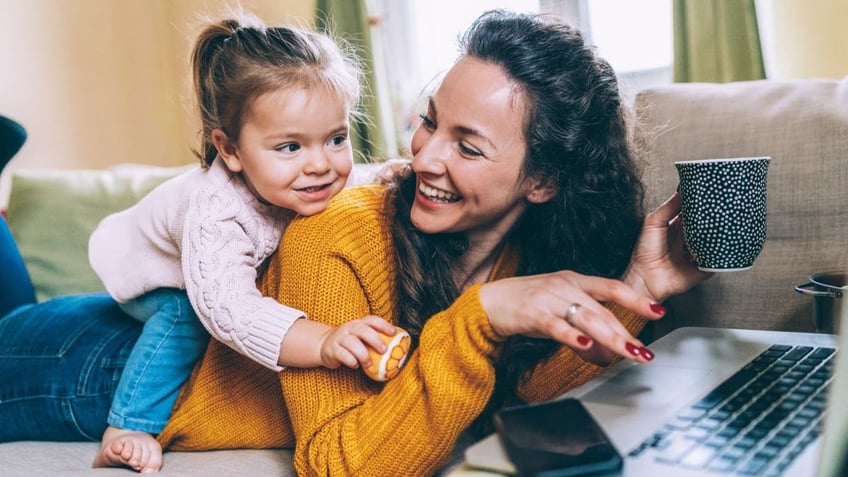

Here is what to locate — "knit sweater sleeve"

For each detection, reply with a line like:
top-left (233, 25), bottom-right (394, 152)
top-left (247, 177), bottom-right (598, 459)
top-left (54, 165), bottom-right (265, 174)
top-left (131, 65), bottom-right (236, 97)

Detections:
top-left (181, 185), bottom-right (303, 371)
top-left (260, 186), bottom-right (506, 476)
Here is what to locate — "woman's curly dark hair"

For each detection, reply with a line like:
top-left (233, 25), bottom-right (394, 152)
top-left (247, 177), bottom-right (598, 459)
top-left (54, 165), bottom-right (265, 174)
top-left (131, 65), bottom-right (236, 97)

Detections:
top-left (384, 9), bottom-right (645, 433)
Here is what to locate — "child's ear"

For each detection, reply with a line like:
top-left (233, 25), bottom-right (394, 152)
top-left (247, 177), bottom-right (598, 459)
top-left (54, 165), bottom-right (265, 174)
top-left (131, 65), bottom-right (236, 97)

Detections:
top-left (211, 129), bottom-right (242, 172)
top-left (526, 178), bottom-right (557, 204)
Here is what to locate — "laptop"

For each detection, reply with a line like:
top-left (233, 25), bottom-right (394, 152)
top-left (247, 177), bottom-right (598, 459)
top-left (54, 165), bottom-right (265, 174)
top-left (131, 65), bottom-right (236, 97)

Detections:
top-left (464, 313), bottom-right (848, 476)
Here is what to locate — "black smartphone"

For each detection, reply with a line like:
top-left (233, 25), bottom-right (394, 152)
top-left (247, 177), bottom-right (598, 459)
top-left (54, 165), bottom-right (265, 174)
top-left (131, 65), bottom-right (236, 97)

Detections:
top-left (494, 398), bottom-right (623, 477)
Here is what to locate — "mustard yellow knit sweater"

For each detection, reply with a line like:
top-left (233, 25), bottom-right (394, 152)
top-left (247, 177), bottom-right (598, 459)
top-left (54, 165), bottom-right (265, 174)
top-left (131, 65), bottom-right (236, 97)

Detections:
top-left (158, 185), bottom-right (646, 476)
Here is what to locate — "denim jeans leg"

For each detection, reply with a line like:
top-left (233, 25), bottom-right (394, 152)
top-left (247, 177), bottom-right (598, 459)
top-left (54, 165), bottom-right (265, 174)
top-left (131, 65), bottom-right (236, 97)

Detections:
top-left (0, 215), bottom-right (36, 317)
top-left (0, 293), bottom-right (142, 442)
top-left (108, 289), bottom-right (210, 434)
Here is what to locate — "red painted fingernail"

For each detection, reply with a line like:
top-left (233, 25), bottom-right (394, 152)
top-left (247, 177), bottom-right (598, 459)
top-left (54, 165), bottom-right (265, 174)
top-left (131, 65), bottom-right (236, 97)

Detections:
top-left (577, 335), bottom-right (591, 346)
top-left (650, 303), bottom-right (666, 315)
top-left (625, 342), bottom-right (641, 356)
top-left (640, 347), bottom-right (655, 361)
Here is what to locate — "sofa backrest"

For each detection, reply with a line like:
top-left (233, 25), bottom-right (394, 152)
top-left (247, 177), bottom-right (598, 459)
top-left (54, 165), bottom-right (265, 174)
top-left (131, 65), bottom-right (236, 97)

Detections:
top-left (5, 163), bottom-right (385, 302)
top-left (6, 164), bottom-right (193, 301)
top-left (633, 77), bottom-right (848, 339)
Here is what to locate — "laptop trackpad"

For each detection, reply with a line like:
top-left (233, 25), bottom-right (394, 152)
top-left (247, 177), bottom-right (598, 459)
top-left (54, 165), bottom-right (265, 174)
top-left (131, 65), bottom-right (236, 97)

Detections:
top-left (580, 364), bottom-right (713, 408)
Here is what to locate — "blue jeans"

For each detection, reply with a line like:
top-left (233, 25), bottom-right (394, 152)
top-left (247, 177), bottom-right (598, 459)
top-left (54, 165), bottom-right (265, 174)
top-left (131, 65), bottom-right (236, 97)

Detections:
top-left (0, 293), bottom-right (142, 441)
top-left (110, 289), bottom-right (209, 434)
top-left (0, 215), bottom-right (204, 441)
top-left (0, 215), bottom-right (35, 317)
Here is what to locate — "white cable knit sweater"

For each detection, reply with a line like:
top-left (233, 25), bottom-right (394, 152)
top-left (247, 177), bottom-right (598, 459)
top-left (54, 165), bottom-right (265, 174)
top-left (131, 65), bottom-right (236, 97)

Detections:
top-left (89, 159), bottom-right (301, 371)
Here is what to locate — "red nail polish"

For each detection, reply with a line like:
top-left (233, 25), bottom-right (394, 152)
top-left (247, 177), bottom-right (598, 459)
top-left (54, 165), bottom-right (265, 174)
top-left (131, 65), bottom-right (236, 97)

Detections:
top-left (577, 335), bottom-right (591, 346)
top-left (650, 303), bottom-right (666, 315)
top-left (640, 347), bottom-right (655, 361)
top-left (625, 342), bottom-right (641, 356)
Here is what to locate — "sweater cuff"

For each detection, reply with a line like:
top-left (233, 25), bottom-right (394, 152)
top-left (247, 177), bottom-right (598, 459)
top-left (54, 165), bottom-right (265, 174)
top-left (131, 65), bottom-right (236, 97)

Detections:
top-left (244, 299), bottom-right (305, 371)
top-left (447, 283), bottom-right (506, 358)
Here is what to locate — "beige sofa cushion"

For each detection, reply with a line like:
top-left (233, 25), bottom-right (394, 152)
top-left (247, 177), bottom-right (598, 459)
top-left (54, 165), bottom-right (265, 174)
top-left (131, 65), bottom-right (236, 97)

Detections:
top-left (0, 441), bottom-right (293, 476)
top-left (635, 77), bottom-right (848, 338)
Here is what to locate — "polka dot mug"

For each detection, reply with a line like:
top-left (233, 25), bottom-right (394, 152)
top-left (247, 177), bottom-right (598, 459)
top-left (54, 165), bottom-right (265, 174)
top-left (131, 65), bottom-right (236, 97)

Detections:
top-left (674, 157), bottom-right (770, 272)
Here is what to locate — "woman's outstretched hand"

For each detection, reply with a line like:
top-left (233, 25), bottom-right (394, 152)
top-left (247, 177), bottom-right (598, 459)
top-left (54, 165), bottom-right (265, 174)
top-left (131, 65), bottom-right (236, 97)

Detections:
top-left (479, 270), bottom-right (666, 365)
top-left (623, 191), bottom-right (712, 304)
top-left (476, 192), bottom-right (712, 366)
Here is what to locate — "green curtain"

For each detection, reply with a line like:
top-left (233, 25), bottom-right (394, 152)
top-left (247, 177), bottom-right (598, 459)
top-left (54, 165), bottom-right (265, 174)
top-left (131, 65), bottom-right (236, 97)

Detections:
top-left (316, 0), bottom-right (391, 162)
top-left (673, 0), bottom-right (766, 82)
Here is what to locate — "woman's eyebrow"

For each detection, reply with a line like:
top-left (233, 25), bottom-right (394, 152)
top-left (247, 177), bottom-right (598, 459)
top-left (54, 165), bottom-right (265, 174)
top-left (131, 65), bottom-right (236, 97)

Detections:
top-left (455, 124), bottom-right (494, 151)
top-left (428, 98), bottom-right (495, 149)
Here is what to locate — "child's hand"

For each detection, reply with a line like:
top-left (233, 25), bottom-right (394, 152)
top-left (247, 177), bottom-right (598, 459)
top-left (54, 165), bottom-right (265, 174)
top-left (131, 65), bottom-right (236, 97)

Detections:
top-left (374, 158), bottom-right (411, 183)
top-left (319, 315), bottom-right (397, 369)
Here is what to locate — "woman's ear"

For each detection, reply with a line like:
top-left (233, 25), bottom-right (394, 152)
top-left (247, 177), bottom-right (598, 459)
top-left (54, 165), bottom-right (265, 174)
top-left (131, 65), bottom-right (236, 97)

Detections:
top-left (211, 129), bottom-right (243, 173)
top-left (526, 178), bottom-right (558, 204)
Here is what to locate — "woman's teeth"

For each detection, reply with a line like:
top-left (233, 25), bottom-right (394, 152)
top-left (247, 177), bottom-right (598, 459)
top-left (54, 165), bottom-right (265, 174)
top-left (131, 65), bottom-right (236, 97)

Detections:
top-left (419, 183), bottom-right (461, 202)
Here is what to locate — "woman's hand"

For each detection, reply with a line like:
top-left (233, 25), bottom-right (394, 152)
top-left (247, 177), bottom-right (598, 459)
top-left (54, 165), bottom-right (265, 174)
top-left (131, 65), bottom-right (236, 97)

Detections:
top-left (623, 192), bottom-right (712, 303)
top-left (479, 270), bottom-right (666, 364)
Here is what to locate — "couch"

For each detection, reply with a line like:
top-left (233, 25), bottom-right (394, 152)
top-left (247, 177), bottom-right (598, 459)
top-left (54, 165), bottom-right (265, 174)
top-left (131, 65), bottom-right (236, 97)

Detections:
top-left (636, 76), bottom-right (848, 340)
top-left (1, 77), bottom-right (846, 476)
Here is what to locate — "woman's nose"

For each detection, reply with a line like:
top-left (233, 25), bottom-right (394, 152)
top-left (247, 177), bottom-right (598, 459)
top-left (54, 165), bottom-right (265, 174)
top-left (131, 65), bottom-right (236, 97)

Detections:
top-left (412, 136), bottom-right (449, 175)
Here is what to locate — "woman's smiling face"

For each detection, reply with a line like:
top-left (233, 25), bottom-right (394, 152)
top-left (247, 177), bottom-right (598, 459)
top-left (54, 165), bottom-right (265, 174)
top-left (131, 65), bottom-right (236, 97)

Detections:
top-left (409, 56), bottom-right (547, 245)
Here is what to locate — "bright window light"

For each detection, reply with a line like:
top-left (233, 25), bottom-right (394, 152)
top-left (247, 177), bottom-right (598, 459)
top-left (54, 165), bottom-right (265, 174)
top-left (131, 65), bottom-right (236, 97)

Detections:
top-left (407, 0), bottom-right (540, 90)
top-left (586, 0), bottom-right (673, 73)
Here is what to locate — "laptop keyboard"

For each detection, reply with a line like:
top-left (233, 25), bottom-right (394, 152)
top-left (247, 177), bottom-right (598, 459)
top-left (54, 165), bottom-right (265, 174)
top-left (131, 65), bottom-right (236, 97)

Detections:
top-left (628, 344), bottom-right (836, 476)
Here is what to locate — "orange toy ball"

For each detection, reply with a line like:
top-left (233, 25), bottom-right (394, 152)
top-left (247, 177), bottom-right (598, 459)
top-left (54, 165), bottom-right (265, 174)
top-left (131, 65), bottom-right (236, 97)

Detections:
top-left (363, 328), bottom-right (411, 382)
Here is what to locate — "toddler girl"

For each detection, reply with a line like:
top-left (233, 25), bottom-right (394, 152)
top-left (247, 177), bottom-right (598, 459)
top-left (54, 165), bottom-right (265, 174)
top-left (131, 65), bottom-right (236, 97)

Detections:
top-left (88, 13), bottom-right (394, 473)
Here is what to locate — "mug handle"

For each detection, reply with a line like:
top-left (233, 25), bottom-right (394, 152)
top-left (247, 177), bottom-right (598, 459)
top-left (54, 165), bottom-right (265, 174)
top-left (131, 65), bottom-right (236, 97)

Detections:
top-left (794, 282), bottom-right (844, 298)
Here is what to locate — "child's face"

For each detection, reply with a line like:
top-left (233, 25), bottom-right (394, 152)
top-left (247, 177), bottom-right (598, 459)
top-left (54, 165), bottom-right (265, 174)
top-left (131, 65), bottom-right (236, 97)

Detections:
top-left (223, 85), bottom-right (354, 216)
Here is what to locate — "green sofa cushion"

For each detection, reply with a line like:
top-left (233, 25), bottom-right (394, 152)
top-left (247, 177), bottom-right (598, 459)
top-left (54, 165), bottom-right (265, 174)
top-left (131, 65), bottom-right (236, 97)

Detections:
top-left (6, 164), bottom-right (191, 302)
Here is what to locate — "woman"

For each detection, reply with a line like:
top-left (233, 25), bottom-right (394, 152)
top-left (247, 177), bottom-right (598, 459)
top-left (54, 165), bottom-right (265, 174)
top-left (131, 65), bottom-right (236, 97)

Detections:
top-left (155, 10), bottom-right (707, 476)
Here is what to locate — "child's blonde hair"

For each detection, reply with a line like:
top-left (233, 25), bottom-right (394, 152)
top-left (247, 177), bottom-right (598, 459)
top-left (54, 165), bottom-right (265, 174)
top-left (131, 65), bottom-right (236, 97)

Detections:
top-left (190, 13), bottom-right (362, 166)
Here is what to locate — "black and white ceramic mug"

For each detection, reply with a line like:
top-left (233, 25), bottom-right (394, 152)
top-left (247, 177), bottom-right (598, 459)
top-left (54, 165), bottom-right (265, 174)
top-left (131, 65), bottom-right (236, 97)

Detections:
top-left (674, 156), bottom-right (770, 272)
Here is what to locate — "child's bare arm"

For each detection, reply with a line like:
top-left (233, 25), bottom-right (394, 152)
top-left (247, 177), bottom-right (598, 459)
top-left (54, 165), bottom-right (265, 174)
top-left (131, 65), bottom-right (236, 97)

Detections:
top-left (277, 315), bottom-right (396, 368)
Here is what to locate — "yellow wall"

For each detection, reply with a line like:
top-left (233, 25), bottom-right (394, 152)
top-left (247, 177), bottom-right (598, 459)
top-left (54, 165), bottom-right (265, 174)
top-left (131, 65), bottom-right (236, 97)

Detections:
top-left (0, 0), bottom-right (315, 204)
top-left (760, 0), bottom-right (848, 79)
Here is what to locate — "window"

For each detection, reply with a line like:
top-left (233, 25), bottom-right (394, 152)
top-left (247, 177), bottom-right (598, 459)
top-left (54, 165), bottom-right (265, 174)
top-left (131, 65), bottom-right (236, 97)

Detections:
top-left (547, 0), bottom-right (673, 96)
top-left (374, 0), bottom-right (673, 150)
top-left (376, 0), bottom-right (540, 150)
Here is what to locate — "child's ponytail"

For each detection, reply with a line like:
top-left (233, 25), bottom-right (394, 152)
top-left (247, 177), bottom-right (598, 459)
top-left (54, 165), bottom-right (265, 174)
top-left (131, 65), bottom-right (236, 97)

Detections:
top-left (190, 19), bottom-right (239, 167)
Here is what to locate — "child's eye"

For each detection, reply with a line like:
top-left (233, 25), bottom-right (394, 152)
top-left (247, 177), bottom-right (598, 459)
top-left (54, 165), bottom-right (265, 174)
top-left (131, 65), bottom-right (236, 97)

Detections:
top-left (278, 143), bottom-right (300, 153)
top-left (418, 114), bottom-right (435, 130)
top-left (329, 135), bottom-right (348, 147)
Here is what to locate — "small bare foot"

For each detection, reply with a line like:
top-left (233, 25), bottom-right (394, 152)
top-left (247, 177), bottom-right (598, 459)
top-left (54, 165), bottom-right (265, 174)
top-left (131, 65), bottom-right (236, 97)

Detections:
top-left (92, 425), bottom-right (163, 473)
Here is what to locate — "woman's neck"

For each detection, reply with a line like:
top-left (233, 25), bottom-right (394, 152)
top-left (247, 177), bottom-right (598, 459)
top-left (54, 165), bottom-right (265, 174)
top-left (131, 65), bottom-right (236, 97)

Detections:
top-left (454, 239), bottom-right (506, 292)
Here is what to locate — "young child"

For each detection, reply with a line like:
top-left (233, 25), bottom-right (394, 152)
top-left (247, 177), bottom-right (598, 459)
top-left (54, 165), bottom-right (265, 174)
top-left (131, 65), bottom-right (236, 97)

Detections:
top-left (87, 14), bottom-right (395, 473)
